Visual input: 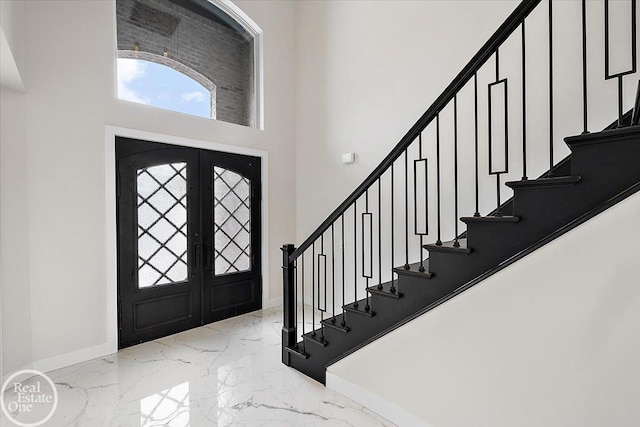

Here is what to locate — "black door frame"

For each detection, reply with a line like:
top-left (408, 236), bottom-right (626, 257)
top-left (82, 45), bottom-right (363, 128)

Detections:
top-left (108, 129), bottom-right (269, 350)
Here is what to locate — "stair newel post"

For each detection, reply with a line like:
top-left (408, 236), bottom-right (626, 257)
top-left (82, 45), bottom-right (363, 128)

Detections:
top-left (281, 244), bottom-right (297, 366)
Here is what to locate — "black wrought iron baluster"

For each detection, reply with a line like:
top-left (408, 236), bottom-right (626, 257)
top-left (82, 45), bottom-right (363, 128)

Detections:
top-left (414, 133), bottom-right (428, 271)
top-left (323, 242), bottom-right (327, 336)
top-left (522, 21), bottom-right (528, 180)
top-left (377, 178), bottom-right (383, 289)
top-left (301, 252), bottom-right (305, 351)
top-left (634, 82), bottom-right (640, 126)
top-left (488, 48), bottom-right (509, 217)
top-left (581, 0), bottom-right (588, 134)
top-left (604, 0), bottom-right (637, 128)
top-left (474, 73), bottom-right (480, 216)
top-left (618, 78), bottom-right (624, 128)
top-left (414, 133), bottom-right (422, 273)
top-left (341, 213), bottom-right (346, 326)
top-left (319, 234), bottom-right (324, 339)
top-left (453, 95), bottom-right (460, 247)
top-left (312, 241), bottom-right (315, 336)
top-left (363, 189), bottom-right (371, 312)
top-left (353, 201), bottom-right (358, 308)
top-left (294, 259), bottom-right (298, 348)
top-left (548, 0), bottom-right (554, 174)
top-left (331, 223), bottom-right (335, 323)
top-left (436, 114), bottom-right (442, 246)
top-left (390, 164), bottom-right (396, 294)
top-left (404, 148), bottom-right (410, 269)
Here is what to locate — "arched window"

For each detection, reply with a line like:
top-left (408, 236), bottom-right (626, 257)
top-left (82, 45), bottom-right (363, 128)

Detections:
top-left (115, 0), bottom-right (262, 128)
top-left (117, 52), bottom-right (217, 119)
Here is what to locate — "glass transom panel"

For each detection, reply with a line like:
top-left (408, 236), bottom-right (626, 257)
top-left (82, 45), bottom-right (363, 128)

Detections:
top-left (137, 162), bottom-right (188, 288)
top-left (213, 167), bottom-right (251, 275)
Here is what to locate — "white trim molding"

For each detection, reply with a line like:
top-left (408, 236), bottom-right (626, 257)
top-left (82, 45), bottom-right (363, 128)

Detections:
top-left (326, 371), bottom-right (431, 427)
top-left (104, 125), bottom-right (270, 356)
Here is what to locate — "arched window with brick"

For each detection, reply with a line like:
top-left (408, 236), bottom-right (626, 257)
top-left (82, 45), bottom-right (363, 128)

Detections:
top-left (115, 0), bottom-right (262, 128)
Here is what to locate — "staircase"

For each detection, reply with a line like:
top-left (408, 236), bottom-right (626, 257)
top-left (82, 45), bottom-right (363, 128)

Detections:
top-left (282, 0), bottom-right (640, 384)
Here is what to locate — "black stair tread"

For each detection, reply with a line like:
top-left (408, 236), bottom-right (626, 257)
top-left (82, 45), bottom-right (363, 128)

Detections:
top-left (506, 176), bottom-right (581, 190)
top-left (321, 314), bottom-right (351, 332)
top-left (285, 344), bottom-right (309, 359)
top-left (424, 238), bottom-right (471, 254)
top-left (343, 299), bottom-right (376, 317)
top-left (460, 215), bottom-right (520, 223)
top-left (393, 260), bottom-right (434, 278)
top-left (367, 280), bottom-right (402, 299)
top-left (302, 331), bottom-right (328, 347)
top-left (565, 126), bottom-right (640, 147)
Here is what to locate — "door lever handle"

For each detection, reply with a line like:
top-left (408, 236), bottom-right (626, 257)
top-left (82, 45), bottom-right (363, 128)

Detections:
top-left (194, 243), bottom-right (201, 269)
top-left (204, 243), bottom-right (212, 270)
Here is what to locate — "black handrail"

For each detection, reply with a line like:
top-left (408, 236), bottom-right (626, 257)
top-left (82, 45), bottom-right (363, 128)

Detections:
top-left (290, 0), bottom-right (542, 261)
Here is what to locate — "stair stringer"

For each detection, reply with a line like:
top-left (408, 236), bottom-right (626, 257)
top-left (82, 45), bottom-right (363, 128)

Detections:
top-left (327, 185), bottom-right (640, 427)
top-left (288, 127), bottom-right (640, 384)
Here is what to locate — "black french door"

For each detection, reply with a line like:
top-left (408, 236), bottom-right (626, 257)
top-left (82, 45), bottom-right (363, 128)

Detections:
top-left (116, 137), bottom-right (261, 348)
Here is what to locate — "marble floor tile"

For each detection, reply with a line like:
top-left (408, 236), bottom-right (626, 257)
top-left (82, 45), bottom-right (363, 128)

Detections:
top-left (4, 308), bottom-right (395, 427)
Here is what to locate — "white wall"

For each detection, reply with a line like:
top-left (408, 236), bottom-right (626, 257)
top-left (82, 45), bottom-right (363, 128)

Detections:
top-left (0, 86), bottom-right (32, 378)
top-left (293, 0), bottom-right (638, 323)
top-left (328, 190), bottom-right (640, 427)
top-left (0, 0), bottom-right (296, 376)
top-left (295, 0), bottom-right (514, 241)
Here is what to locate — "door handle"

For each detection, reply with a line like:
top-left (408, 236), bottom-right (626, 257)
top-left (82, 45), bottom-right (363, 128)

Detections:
top-left (194, 243), bottom-right (201, 269)
top-left (204, 243), bottom-right (212, 270)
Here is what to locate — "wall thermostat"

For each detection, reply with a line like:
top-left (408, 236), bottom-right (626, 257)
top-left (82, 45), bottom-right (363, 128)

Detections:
top-left (342, 153), bottom-right (355, 164)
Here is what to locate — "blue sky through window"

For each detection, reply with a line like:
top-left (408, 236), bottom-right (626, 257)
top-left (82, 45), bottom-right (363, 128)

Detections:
top-left (117, 58), bottom-right (211, 118)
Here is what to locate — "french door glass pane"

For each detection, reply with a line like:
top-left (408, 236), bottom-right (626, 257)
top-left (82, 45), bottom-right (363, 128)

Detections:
top-left (213, 167), bottom-right (251, 275)
top-left (137, 162), bottom-right (188, 288)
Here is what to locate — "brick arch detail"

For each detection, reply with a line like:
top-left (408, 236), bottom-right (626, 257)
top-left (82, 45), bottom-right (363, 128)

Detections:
top-left (118, 50), bottom-right (217, 119)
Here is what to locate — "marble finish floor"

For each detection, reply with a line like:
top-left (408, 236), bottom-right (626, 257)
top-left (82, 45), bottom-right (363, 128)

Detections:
top-left (3, 307), bottom-right (395, 426)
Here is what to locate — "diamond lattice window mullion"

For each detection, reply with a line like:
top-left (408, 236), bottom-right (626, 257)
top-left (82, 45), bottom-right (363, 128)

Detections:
top-left (137, 162), bottom-right (188, 288)
top-left (213, 167), bottom-right (251, 275)
top-left (214, 197), bottom-right (250, 234)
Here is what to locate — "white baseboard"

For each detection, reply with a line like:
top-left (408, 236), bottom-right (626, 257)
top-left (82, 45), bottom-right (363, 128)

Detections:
top-left (4, 301), bottom-right (287, 382)
top-left (267, 296), bottom-right (283, 308)
top-left (2, 362), bottom-right (33, 384)
top-left (29, 343), bottom-right (114, 376)
top-left (326, 371), bottom-right (431, 427)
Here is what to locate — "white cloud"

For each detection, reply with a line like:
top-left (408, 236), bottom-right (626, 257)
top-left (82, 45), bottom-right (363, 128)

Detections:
top-left (117, 58), bottom-right (150, 105)
top-left (181, 91), bottom-right (206, 103)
